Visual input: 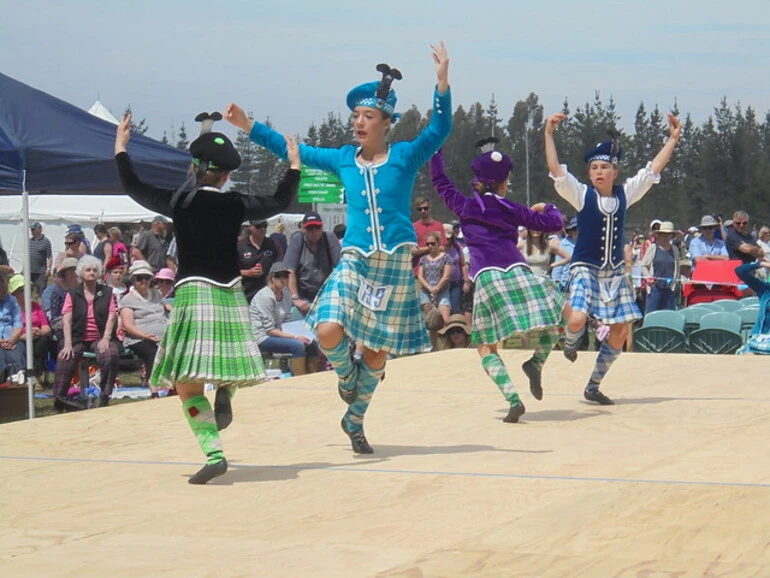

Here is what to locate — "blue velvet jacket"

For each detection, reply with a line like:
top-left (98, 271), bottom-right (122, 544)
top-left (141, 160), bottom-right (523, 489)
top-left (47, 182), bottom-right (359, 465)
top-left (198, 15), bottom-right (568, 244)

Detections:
top-left (249, 87), bottom-right (452, 256)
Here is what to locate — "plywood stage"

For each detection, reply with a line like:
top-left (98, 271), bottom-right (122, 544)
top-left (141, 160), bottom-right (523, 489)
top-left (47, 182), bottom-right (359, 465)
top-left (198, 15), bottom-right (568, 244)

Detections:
top-left (2, 350), bottom-right (770, 577)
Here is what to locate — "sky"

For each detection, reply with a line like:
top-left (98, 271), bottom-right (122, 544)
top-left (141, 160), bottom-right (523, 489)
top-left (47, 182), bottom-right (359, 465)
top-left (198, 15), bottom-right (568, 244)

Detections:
top-left (2, 0), bottom-right (770, 144)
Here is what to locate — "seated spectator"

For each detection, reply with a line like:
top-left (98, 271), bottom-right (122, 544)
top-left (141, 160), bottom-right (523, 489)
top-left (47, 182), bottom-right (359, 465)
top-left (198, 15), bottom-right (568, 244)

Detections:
top-left (726, 211), bottom-right (763, 264)
top-left (52, 255), bottom-right (119, 410)
top-left (47, 258), bottom-right (79, 347)
top-left (285, 212), bottom-right (341, 315)
top-left (689, 215), bottom-right (728, 269)
top-left (437, 314), bottom-right (471, 350)
top-left (154, 267), bottom-right (176, 305)
top-left (417, 231), bottom-right (451, 349)
top-left (250, 262), bottom-right (319, 376)
top-left (108, 226), bottom-right (129, 266)
top-left (0, 271), bottom-right (25, 383)
top-left (119, 261), bottom-right (169, 397)
top-left (104, 257), bottom-right (128, 302)
top-left (9, 274), bottom-right (51, 385)
top-left (641, 221), bottom-right (681, 313)
top-left (736, 260), bottom-right (770, 354)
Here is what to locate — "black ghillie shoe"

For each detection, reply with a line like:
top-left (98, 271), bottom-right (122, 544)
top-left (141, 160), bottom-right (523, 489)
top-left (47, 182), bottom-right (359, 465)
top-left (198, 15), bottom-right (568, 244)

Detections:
top-left (337, 362), bottom-right (359, 406)
top-left (503, 402), bottom-right (526, 423)
top-left (522, 359), bottom-right (543, 401)
top-left (584, 388), bottom-right (615, 406)
top-left (340, 419), bottom-right (373, 454)
top-left (188, 459), bottom-right (228, 485)
top-left (214, 387), bottom-right (233, 431)
top-left (562, 344), bottom-right (578, 363)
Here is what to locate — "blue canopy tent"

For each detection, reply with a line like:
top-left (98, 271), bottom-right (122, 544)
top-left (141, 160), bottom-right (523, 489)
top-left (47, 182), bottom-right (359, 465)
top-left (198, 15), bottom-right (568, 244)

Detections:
top-left (0, 72), bottom-right (191, 418)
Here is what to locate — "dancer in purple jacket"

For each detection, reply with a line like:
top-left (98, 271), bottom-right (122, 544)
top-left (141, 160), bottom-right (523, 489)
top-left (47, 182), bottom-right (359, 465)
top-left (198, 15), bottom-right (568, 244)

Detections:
top-left (431, 140), bottom-right (565, 422)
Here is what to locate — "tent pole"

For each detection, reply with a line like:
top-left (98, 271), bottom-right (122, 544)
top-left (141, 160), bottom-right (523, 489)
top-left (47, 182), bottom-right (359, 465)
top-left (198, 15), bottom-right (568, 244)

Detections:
top-left (22, 172), bottom-right (35, 419)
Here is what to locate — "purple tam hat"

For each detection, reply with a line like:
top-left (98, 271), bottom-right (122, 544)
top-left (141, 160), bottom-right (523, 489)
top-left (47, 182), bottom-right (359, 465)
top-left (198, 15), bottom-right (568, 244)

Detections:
top-left (471, 137), bottom-right (513, 187)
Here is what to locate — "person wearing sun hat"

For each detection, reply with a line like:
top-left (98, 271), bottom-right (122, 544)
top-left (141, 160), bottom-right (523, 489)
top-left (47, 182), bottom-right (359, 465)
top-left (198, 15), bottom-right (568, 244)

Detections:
top-left (545, 111), bottom-right (681, 406)
top-left (115, 111), bottom-right (301, 485)
top-left (431, 138), bottom-right (565, 422)
top-left (688, 214), bottom-right (728, 270)
top-left (226, 42), bottom-right (452, 455)
top-left (640, 221), bottom-right (681, 313)
top-left (119, 260), bottom-right (169, 398)
top-left (437, 313), bottom-right (471, 350)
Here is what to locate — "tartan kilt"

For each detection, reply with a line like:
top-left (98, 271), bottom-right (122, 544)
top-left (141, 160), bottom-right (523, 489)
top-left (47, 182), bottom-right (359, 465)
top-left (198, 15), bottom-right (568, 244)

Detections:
top-left (305, 246), bottom-right (431, 355)
top-left (471, 265), bottom-right (565, 345)
top-left (151, 280), bottom-right (265, 389)
top-left (566, 264), bottom-right (641, 325)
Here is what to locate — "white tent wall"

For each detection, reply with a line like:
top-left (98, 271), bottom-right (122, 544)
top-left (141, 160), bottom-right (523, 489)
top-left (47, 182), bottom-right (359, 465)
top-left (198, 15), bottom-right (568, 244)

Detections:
top-left (0, 195), bottom-right (158, 271)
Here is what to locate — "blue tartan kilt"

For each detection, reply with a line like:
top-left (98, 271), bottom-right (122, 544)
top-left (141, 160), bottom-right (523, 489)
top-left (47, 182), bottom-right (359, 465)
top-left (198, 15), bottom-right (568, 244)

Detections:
top-left (566, 264), bottom-right (641, 325)
top-left (305, 246), bottom-right (431, 355)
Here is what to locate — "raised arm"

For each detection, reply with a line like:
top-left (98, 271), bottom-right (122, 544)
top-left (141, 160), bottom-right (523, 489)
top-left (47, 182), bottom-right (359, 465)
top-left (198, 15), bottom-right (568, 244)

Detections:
top-left (430, 150), bottom-right (470, 216)
top-left (735, 261), bottom-right (770, 296)
top-left (114, 114), bottom-right (173, 216)
top-left (242, 135), bottom-right (301, 220)
top-left (517, 203), bottom-right (565, 234)
top-left (544, 114), bottom-right (566, 178)
top-left (404, 42), bottom-right (452, 171)
top-left (650, 114), bottom-right (682, 175)
top-left (225, 103), bottom-right (342, 174)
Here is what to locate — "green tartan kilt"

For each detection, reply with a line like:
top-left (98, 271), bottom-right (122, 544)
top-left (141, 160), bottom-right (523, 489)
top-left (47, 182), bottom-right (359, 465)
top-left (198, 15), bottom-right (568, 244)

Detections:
top-left (151, 280), bottom-right (265, 389)
top-left (471, 266), bottom-right (566, 345)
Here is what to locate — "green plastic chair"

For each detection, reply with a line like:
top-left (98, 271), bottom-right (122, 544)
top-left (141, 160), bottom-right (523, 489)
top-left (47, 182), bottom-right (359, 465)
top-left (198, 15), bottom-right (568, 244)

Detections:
top-left (699, 312), bottom-right (742, 333)
top-left (688, 302), bottom-right (721, 312)
top-left (633, 327), bottom-right (687, 353)
top-left (680, 306), bottom-right (711, 338)
top-left (738, 306), bottom-right (760, 342)
top-left (642, 310), bottom-right (686, 332)
top-left (740, 296), bottom-right (760, 308)
top-left (688, 312), bottom-right (744, 354)
top-left (712, 299), bottom-right (743, 313)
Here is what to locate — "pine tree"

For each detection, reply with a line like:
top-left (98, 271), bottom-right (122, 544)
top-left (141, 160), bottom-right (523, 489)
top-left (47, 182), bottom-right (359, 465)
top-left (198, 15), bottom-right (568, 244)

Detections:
top-left (122, 105), bottom-right (149, 135)
top-left (176, 123), bottom-right (189, 151)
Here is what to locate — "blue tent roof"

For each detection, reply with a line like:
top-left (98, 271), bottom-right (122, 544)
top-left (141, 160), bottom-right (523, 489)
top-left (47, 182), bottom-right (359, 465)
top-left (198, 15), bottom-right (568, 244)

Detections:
top-left (0, 72), bottom-right (191, 194)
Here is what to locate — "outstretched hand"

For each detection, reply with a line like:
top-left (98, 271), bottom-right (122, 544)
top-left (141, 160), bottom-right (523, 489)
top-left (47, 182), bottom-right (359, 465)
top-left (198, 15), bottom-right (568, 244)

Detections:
top-left (667, 113), bottom-right (682, 141)
top-left (285, 134), bottom-right (301, 170)
top-left (224, 103), bottom-right (253, 132)
top-left (115, 113), bottom-right (131, 155)
top-left (431, 41), bottom-right (449, 93)
top-left (544, 113), bottom-right (566, 135)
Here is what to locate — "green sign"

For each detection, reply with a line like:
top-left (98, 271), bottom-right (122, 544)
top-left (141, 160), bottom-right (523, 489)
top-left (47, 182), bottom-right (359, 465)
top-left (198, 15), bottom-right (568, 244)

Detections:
top-left (299, 167), bottom-right (344, 204)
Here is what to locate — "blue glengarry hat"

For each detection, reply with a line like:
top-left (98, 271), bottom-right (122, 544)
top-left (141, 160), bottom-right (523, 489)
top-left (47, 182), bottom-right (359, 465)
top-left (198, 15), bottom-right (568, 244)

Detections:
top-left (584, 131), bottom-right (622, 164)
top-left (471, 137), bottom-right (513, 185)
top-left (346, 63), bottom-right (402, 119)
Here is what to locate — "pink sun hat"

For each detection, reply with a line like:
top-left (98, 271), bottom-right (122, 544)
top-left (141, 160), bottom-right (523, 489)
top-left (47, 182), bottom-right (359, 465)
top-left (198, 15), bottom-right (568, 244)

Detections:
top-left (155, 268), bottom-right (176, 282)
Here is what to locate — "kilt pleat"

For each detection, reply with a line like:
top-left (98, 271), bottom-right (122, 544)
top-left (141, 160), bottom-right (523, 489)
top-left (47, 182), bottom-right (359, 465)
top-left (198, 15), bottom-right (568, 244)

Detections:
top-left (151, 280), bottom-right (265, 388)
top-left (305, 246), bottom-right (431, 355)
top-left (566, 264), bottom-right (641, 325)
top-left (471, 265), bottom-right (565, 345)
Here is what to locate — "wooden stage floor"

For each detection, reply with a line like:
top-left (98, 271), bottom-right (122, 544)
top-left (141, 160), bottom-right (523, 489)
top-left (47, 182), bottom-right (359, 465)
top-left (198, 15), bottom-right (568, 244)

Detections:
top-left (2, 350), bottom-right (769, 577)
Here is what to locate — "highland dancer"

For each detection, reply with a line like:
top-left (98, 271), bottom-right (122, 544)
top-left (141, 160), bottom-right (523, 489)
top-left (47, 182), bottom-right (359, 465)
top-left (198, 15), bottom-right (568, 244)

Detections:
top-left (431, 141), bottom-right (565, 422)
top-left (544, 113), bottom-right (681, 404)
top-left (115, 113), bottom-right (300, 484)
top-left (226, 42), bottom-right (452, 453)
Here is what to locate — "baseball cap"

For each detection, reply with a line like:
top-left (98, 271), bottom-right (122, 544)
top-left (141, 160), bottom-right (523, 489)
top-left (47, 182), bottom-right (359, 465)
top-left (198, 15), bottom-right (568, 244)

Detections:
top-left (302, 212), bottom-right (323, 228)
top-left (30, 222), bottom-right (42, 229)
top-left (152, 215), bottom-right (170, 225)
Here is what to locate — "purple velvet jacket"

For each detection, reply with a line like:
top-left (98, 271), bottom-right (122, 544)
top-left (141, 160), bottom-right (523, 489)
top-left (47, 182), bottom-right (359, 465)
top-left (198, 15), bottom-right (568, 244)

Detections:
top-left (430, 151), bottom-right (564, 280)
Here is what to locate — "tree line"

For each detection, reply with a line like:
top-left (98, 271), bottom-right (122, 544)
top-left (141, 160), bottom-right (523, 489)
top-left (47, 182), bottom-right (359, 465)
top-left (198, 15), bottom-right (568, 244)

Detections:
top-left (130, 93), bottom-right (770, 232)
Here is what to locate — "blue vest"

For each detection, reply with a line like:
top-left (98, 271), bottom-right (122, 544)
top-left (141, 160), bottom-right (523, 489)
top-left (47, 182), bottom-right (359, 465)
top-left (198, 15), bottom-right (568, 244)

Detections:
top-left (571, 186), bottom-right (626, 269)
